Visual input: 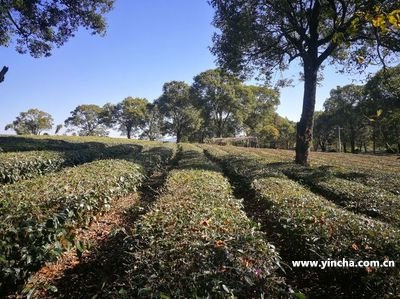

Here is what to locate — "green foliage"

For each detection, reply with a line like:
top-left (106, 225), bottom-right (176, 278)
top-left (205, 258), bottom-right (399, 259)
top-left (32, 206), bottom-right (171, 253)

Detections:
top-left (278, 165), bottom-right (400, 226)
top-left (253, 177), bottom-right (400, 297)
top-left (5, 109), bottom-right (53, 135)
top-left (0, 151), bottom-right (67, 184)
top-left (114, 97), bottom-right (149, 139)
top-left (0, 141), bottom-right (143, 184)
top-left (192, 69), bottom-right (247, 138)
top-left (363, 65), bottom-right (400, 152)
top-left (64, 104), bottom-right (109, 136)
top-left (140, 103), bottom-right (163, 141)
top-left (209, 0), bottom-right (400, 164)
top-left (0, 159), bottom-right (144, 290)
top-left (119, 146), bottom-right (285, 297)
top-left (157, 81), bottom-right (202, 143)
top-left (0, 0), bottom-right (113, 58)
top-left (204, 144), bottom-right (400, 297)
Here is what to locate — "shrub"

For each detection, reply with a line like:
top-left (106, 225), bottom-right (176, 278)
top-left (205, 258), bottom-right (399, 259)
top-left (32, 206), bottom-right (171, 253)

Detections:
top-left (0, 144), bottom-right (142, 184)
top-left (253, 177), bottom-right (400, 297)
top-left (0, 160), bottom-right (144, 290)
top-left (204, 144), bottom-right (400, 297)
top-left (118, 145), bottom-right (286, 297)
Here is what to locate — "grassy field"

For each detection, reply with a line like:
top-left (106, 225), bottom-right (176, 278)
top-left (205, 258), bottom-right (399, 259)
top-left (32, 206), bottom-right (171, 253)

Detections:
top-left (0, 136), bottom-right (399, 298)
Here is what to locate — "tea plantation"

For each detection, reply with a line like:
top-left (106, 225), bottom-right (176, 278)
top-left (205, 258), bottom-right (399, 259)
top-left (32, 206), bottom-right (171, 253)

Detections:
top-left (0, 136), bottom-right (399, 298)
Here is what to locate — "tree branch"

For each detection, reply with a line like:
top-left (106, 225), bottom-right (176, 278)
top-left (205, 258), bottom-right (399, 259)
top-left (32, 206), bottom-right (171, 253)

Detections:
top-left (0, 66), bottom-right (9, 83)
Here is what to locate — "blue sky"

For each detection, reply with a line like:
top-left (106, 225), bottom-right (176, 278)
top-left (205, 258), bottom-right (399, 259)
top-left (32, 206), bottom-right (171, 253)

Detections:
top-left (0, 0), bottom-right (378, 136)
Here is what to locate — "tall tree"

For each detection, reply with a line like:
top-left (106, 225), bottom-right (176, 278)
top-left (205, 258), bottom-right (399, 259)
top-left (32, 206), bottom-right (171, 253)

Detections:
top-left (141, 103), bottom-right (163, 141)
top-left (114, 97), bottom-right (148, 139)
top-left (192, 69), bottom-right (251, 138)
top-left (157, 81), bottom-right (201, 143)
top-left (324, 85), bottom-right (365, 153)
top-left (0, 0), bottom-right (113, 84)
top-left (243, 85), bottom-right (280, 136)
top-left (313, 111), bottom-right (336, 152)
top-left (65, 104), bottom-right (108, 136)
top-left (5, 108), bottom-right (53, 135)
top-left (364, 65), bottom-right (400, 152)
top-left (210, 0), bottom-right (400, 165)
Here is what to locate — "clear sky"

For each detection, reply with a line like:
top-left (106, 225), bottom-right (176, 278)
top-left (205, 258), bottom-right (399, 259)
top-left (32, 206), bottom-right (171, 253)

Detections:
top-left (0, 0), bottom-right (378, 136)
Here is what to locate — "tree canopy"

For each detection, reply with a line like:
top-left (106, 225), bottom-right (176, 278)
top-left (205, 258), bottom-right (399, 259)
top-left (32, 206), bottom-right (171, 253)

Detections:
top-left (113, 97), bottom-right (149, 139)
top-left (5, 108), bottom-right (53, 135)
top-left (210, 0), bottom-right (400, 165)
top-left (0, 0), bottom-right (114, 83)
top-left (192, 69), bottom-right (250, 138)
top-left (157, 81), bottom-right (202, 143)
top-left (64, 104), bottom-right (108, 136)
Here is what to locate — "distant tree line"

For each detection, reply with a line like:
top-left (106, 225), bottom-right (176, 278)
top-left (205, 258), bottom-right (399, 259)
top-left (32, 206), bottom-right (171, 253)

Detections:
top-left (314, 65), bottom-right (400, 154)
top-left (4, 68), bottom-right (296, 148)
top-left (5, 65), bottom-right (399, 153)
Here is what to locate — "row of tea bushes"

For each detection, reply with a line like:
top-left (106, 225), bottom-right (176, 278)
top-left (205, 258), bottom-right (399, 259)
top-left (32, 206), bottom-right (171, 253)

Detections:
top-left (204, 145), bottom-right (400, 297)
top-left (0, 160), bottom-right (144, 291)
top-left (0, 143), bottom-right (143, 184)
top-left (253, 177), bottom-right (400, 297)
top-left (0, 151), bottom-right (68, 184)
top-left (207, 145), bottom-right (400, 227)
top-left (118, 145), bottom-right (287, 297)
top-left (129, 143), bottom-right (177, 173)
top-left (241, 146), bottom-right (400, 194)
top-left (328, 167), bottom-right (400, 195)
top-left (279, 165), bottom-right (400, 227)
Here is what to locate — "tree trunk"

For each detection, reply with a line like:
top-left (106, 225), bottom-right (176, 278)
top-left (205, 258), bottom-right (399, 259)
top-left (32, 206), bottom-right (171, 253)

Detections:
top-left (176, 129), bottom-right (181, 143)
top-left (350, 140), bottom-right (355, 153)
top-left (0, 66), bottom-right (8, 83)
top-left (295, 62), bottom-right (318, 166)
top-left (127, 126), bottom-right (132, 139)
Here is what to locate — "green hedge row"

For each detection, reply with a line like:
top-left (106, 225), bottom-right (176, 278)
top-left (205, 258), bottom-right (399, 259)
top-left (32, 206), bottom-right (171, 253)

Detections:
top-left (205, 145), bottom-right (400, 227)
top-left (0, 143), bottom-right (142, 184)
top-left (119, 144), bottom-right (286, 297)
top-left (331, 167), bottom-right (400, 195)
top-left (253, 177), bottom-right (400, 297)
top-left (0, 159), bottom-right (144, 291)
top-left (279, 165), bottom-right (400, 227)
top-left (130, 143), bottom-right (177, 172)
top-left (204, 145), bottom-right (400, 297)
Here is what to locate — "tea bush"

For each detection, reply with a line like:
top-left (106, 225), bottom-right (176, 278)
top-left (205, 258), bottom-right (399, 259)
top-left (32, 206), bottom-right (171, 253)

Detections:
top-left (0, 160), bottom-right (144, 290)
top-left (253, 177), bottom-right (400, 297)
top-left (204, 145), bottom-right (400, 297)
top-left (119, 145), bottom-right (286, 297)
top-left (0, 144), bottom-right (143, 184)
top-left (280, 165), bottom-right (400, 226)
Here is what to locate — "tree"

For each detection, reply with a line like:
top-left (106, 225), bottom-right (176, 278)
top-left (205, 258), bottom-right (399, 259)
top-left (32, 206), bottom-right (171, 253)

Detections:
top-left (157, 81), bottom-right (202, 143)
top-left (313, 111), bottom-right (336, 152)
top-left (0, 0), bottom-right (113, 84)
top-left (210, 0), bottom-right (400, 165)
top-left (364, 65), bottom-right (400, 153)
top-left (5, 108), bottom-right (53, 135)
top-left (192, 69), bottom-right (252, 138)
top-left (55, 124), bottom-right (63, 135)
top-left (114, 97), bottom-right (148, 139)
top-left (141, 103), bottom-right (163, 141)
top-left (243, 86), bottom-right (280, 136)
top-left (65, 104), bottom-right (108, 136)
top-left (324, 85), bottom-right (365, 153)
